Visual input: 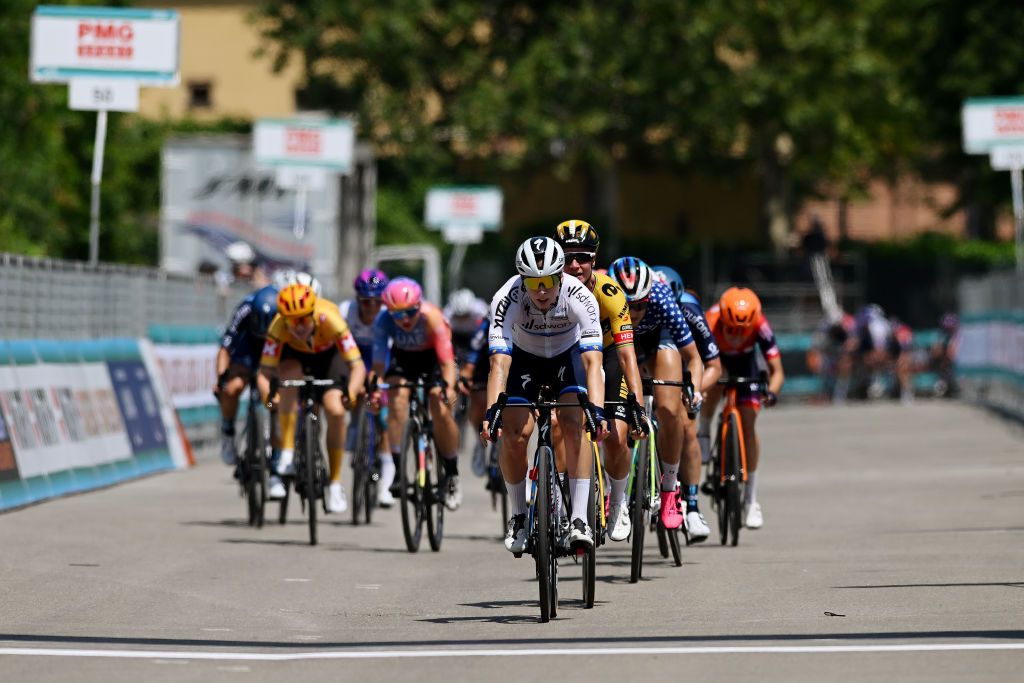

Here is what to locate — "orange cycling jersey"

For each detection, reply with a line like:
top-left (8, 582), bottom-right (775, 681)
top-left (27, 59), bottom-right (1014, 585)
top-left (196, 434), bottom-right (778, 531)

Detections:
top-left (705, 304), bottom-right (780, 360)
top-left (261, 298), bottom-right (362, 368)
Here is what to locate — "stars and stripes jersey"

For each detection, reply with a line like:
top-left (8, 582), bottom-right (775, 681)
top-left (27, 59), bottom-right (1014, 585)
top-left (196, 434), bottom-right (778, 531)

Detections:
top-left (632, 281), bottom-right (694, 349)
top-left (260, 298), bottom-right (362, 368)
top-left (488, 275), bottom-right (603, 358)
top-left (371, 301), bottom-right (455, 367)
top-left (705, 304), bottom-right (780, 360)
top-left (588, 272), bottom-right (635, 349)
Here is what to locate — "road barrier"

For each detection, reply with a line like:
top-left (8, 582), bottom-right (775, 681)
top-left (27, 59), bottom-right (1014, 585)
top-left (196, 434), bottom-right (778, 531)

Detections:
top-left (0, 337), bottom-right (189, 511)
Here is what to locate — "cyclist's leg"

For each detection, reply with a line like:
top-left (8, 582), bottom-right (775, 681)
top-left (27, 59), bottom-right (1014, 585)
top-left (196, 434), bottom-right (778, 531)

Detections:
top-left (217, 362), bottom-right (251, 466)
top-left (602, 348), bottom-right (632, 541)
top-left (651, 345), bottom-right (686, 529)
top-left (500, 406), bottom-right (533, 552)
top-left (383, 349), bottom-right (415, 491)
top-left (556, 348), bottom-right (592, 546)
top-left (275, 355), bottom-right (303, 475)
top-left (738, 398), bottom-right (762, 528)
top-left (428, 384), bottom-right (462, 509)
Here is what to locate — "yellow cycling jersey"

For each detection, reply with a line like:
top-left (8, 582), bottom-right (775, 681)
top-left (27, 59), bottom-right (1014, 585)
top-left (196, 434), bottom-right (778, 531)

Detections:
top-left (261, 298), bottom-right (362, 368)
top-left (590, 272), bottom-right (634, 348)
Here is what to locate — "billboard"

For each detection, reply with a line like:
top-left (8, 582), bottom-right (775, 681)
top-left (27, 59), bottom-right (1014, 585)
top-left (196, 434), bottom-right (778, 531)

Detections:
top-left (160, 135), bottom-right (340, 283)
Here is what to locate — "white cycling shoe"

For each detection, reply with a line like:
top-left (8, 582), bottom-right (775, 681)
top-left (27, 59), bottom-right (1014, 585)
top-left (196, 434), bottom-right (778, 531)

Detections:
top-left (327, 482), bottom-right (348, 514)
top-left (268, 475), bottom-right (287, 500)
top-left (685, 510), bottom-right (710, 542)
top-left (505, 514), bottom-right (528, 553)
top-left (444, 475), bottom-right (463, 511)
top-left (377, 487), bottom-right (395, 508)
top-left (608, 502), bottom-right (631, 542)
top-left (744, 501), bottom-right (763, 529)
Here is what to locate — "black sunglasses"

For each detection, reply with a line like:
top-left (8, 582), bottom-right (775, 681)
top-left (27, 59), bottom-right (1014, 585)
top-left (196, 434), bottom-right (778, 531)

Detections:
top-left (566, 252), bottom-right (595, 264)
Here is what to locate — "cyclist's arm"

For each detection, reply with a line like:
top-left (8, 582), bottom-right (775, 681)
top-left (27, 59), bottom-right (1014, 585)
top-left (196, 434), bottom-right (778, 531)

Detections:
top-left (755, 317), bottom-right (785, 395)
top-left (485, 352), bottom-right (511, 408)
top-left (616, 343), bottom-right (644, 403)
top-left (215, 346), bottom-right (231, 378)
top-left (485, 281), bottom-right (519, 407)
top-left (580, 349), bottom-right (605, 408)
top-left (371, 310), bottom-right (392, 378)
top-left (766, 354), bottom-right (785, 394)
top-left (700, 356), bottom-right (722, 392)
top-left (425, 307), bottom-right (458, 400)
top-left (257, 365), bottom-right (275, 405)
top-left (679, 340), bottom-right (704, 398)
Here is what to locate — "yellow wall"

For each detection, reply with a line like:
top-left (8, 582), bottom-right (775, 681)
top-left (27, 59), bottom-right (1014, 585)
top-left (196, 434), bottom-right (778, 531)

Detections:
top-left (136, 0), bottom-right (303, 120)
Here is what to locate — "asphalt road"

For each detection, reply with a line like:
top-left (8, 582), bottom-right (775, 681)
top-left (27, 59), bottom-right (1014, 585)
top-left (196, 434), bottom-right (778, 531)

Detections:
top-left (0, 401), bottom-right (1021, 682)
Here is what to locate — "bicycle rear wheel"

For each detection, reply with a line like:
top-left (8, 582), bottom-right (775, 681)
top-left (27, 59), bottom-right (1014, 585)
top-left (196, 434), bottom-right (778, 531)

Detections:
top-left (665, 519), bottom-right (683, 566)
top-left (250, 405), bottom-right (268, 529)
top-left (399, 420), bottom-right (424, 552)
top-left (629, 438), bottom-right (650, 583)
top-left (278, 479), bottom-right (290, 525)
top-left (725, 413), bottom-right (743, 547)
top-left (242, 411), bottom-right (260, 527)
top-left (535, 446), bottom-right (555, 623)
top-left (582, 469), bottom-right (596, 609)
top-left (426, 439), bottom-right (445, 552)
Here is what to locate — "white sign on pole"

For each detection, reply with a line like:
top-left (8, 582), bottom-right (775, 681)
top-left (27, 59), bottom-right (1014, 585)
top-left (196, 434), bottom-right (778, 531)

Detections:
top-left (69, 78), bottom-right (139, 112)
top-left (275, 166), bottom-right (328, 191)
top-left (254, 119), bottom-right (355, 173)
top-left (989, 146), bottom-right (1024, 171)
top-left (425, 186), bottom-right (503, 232)
top-left (31, 6), bottom-right (180, 85)
top-left (962, 97), bottom-right (1024, 154)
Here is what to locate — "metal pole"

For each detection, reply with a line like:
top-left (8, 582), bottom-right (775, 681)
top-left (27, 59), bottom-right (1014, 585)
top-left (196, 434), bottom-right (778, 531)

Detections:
top-left (89, 109), bottom-right (108, 267)
top-left (447, 242), bottom-right (468, 292)
top-left (293, 184), bottom-right (308, 239)
top-left (1011, 165), bottom-right (1024, 276)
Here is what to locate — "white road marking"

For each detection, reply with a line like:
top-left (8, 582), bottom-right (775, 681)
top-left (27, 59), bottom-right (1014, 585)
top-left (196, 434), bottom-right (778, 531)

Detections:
top-left (283, 578), bottom-right (311, 582)
top-left (0, 643), bottom-right (1022, 661)
top-left (355, 584), bottom-right (381, 590)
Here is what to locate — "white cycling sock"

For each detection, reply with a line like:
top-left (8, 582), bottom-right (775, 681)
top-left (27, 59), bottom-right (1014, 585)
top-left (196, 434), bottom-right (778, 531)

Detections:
top-left (660, 460), bottom-right (679, 492)
top-left (609, 475), bottom-right (628, 505)
top-left (379, 452), bottom-right (396, 490)
top-left (745, 469), bottom-right (758, 505)
top-left (570, 478), bottom-right (590, 522)
top-left (507, 479), bottom-right (527, 517)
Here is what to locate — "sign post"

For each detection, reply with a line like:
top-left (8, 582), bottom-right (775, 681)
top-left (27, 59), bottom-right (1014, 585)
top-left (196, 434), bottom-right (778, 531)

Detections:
top-left (962, 97), bottom-right (1024, 275)
top-left (31, 6), bottom-right (180, 266)
top-left (424, 186), bottom-right (503, 290)
top-left (253, 118), bottom-right (353, 240)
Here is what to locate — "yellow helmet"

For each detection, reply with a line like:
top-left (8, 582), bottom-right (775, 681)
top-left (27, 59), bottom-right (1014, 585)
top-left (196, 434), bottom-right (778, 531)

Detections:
top-left (277, 284), bottom-right (317, 318)
top-left (554, 219), bottom-right (600, 251)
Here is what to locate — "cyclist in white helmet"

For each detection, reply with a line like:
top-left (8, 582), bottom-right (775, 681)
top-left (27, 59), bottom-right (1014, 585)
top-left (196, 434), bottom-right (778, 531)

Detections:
top-left (481, 237), bottom-right (608, 554)
top-left (272, 267), bottom-right (323, 296)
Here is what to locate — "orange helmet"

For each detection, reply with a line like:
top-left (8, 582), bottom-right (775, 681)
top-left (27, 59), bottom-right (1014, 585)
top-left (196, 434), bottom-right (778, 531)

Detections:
top-left (719, 287), bottom-right (761, 328)
top-left (277, 283), bottom-right (317, 318)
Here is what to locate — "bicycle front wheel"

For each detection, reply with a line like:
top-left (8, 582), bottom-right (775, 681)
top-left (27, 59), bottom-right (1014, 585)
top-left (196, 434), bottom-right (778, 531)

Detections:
top-left (629, 437), bottom-right (650, 583)
top-left (399, 420), bottom-right (424, 552)
top-left (582, 469), bottom-right (597, 609)
top-left (725, 412), bottom-right (743, 547)
top-left (304, 413), bottom-right (320, 546)
top-left (535, 446), bottom-right (555, 623)
top-left (426, 439), bottom-right (445, 552)
top-left (351, 407), bottom-right (370, 526)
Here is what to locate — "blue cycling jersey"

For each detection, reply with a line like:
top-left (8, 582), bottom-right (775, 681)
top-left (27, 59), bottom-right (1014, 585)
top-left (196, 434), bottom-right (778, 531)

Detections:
top-left (632, 281), bottom-right (694, 348)
top-left (680, 301), bottom-right (720, 362)
top-left (222, 285), bottom-right (278, 368)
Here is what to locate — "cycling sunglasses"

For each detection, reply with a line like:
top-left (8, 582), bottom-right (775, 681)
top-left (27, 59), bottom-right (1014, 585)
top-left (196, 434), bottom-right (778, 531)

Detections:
top-left (357, 296), bottom-right (382, 305)
top-left (565, 252), bottom-right (595, 265)
top-left (523, 274), bottom-right (561, 291)
top-left (390, 306), bottom-right (420, 321)
top-left (628, 299), bottom-right (649, 312)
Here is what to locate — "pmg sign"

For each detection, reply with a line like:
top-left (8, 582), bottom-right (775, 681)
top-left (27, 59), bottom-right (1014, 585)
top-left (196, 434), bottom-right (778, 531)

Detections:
top-left (253, 118), bottom-right (355, 171)
top-left (962, 97), bottom-right (1024, 153)
top-left (30, 6), bottom-right (180, 85)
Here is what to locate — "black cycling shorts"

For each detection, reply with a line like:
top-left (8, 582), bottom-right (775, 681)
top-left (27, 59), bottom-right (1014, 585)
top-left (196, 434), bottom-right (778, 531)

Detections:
top-left (506, 346), bottom-right (585, 403)
top-left (280, 345), bottom-right (348, 387)
top-left (603, 346), bottom-right (629, 422)
top-left (386, 348), bottom-right (443, 385)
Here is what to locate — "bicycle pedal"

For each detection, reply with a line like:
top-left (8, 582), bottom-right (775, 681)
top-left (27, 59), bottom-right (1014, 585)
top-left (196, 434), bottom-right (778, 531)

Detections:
top-left (513, 552), bottom-right (523, 559)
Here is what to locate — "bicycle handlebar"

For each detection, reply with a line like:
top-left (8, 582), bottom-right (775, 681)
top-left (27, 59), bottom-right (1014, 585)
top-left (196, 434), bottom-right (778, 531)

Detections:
top-left (641, 371), bottom-right (698, 419)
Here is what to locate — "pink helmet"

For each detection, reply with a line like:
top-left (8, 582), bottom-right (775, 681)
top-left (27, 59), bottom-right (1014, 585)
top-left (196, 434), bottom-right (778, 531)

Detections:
top-left (382, 277), bottom-right (423, 311)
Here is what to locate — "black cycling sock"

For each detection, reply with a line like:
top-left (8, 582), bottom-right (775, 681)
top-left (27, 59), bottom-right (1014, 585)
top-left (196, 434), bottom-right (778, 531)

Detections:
top-left (442, 457), bottom-right (459, 477)
top-left (221, 419), bottom-right (235, 437)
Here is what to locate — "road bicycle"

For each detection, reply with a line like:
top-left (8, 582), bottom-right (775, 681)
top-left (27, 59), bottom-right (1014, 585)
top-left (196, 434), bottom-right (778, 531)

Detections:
top-left (707, 375), bottom-right (766, 547)
top-left (488, 387), bottom-right (601, 622)
top-left (388, 375), bottom-right (447, 553)
top-left (277, 377), bottom-right (336, 546)
top-left (233, 378), bottom-right (269, 528)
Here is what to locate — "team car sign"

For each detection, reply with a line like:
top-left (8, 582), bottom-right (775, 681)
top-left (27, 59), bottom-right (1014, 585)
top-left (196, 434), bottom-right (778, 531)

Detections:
top-left (30, 6), bottom-right (180, 85)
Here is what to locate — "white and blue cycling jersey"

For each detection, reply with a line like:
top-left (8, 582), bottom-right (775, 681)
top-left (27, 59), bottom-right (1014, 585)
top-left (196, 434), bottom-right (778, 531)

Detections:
top-left (488, 275), bottom-right (603, 358)
top-left (678, 293), bottom-right (720, 362)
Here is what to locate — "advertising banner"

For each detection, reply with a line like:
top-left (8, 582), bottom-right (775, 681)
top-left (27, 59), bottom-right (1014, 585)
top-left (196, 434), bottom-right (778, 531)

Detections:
top-left (151, 343), bottom-right (219, 410)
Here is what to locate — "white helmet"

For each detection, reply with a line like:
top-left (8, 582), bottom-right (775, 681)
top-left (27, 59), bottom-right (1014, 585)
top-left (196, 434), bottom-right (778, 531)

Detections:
top-left (447, 288), bottom-right (477, 316)
top-left (515, 237), bottom-right (564, 278)
top-left (225, 241), bottom-right (256, 265)
top-left (273, 268), bottom-right (323, 296)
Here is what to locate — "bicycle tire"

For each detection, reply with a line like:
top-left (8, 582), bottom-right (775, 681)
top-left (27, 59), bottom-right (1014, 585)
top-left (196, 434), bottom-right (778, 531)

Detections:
top-left (278, 479), bottom-right (289, 525)
top-left (305, 412), bottom-right (319, 546)
top-left (242, 409), bottom-right (259, 527)
top-left (712, 429), bottom-right (728, 545)
top-left (666, 519), bottom-right (683, 566)
top-left (583, 469), bottom-right (596, 609)
top-left (655, 520), bottom-right (670, 558)
top-left (725, 412), bottom-right (743, 547)
top-left (351, 407), bottom-right (370, 526)
top-left (252, 405), bottom-right (268, 529)
top-left (535, 446), bottom-right (554, 623)
top-left (630, 437), bottom-right (650, 584)
top-left (426, 440), bottom-right (445, 552)
top-left (399, 420), bottom-right (424, 552)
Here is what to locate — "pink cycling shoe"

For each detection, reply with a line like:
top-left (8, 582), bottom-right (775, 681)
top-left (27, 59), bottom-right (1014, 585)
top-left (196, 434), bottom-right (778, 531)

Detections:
top-left (659, 490), bottom-right (684, 529)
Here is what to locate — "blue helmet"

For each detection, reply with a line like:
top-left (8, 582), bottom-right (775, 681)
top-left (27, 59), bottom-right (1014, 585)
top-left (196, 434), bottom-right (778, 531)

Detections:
top-left (248, 286), bottom-right (279, 337)
top-left (354, 268), bottom-right (389, 298)
top-left (652, 265), bottom-right (685, 301)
